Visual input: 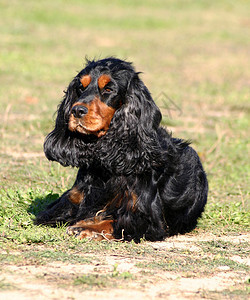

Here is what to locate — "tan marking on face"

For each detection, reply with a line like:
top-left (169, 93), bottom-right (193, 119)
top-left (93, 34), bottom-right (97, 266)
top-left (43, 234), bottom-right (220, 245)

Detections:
top-left (69, 187), bottom-right (84, 205)
top-left (80, 75), bottom-right (92, 88)
top-left (68, 98), bottom-right (115, 138)
top-left (98, 74), bottom-right (111, 89)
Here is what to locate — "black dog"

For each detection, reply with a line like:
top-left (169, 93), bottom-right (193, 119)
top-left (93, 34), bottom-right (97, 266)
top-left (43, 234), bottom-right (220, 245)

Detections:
top-left (36, 58), bottom-right (208, 242)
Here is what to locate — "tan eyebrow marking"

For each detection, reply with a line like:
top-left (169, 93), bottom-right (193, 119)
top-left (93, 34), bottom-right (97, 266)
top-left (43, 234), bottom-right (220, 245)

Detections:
top-left (80, 75), bottom-right (92, 88)
top-left (98, 74), bottom-right (111, 89)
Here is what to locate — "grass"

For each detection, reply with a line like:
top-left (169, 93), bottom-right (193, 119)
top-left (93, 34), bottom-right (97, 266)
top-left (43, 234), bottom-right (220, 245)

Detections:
top-left (73, 264), bottom-right (134, 288)
top-left (136, 241), bottom-right (249, 275)
top-left (0, 279), bottom-right (17, 291)
top-left (0, 0), bottom-right (249, 297)
top-left (200, 202), bottom-right (249, 234)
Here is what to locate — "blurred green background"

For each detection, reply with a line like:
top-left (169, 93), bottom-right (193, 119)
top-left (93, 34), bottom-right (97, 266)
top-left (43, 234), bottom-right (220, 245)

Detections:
top-left (0, 0), bottom-right (249, 218)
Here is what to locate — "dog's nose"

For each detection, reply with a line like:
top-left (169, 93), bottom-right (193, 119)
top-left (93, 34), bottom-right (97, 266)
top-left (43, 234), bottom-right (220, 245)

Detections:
top-left (71, 105), bottom-right (88, 118)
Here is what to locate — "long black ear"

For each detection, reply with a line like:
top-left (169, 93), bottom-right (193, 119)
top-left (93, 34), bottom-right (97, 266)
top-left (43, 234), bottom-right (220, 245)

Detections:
top-left (43, 78), bottom-right (80, 167)
top-left (110, 73), bottom-right (166, 171)
top-left (124, 73), bottom-right (162, 131)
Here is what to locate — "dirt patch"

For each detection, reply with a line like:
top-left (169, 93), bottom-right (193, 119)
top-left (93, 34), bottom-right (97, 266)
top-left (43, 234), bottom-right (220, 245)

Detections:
top-left (0, 233), bottom-right (249, 299)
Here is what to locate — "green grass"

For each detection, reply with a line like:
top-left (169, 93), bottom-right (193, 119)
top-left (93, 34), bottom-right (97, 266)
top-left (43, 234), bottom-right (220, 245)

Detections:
top-left (73, 264), bottom-right (134, 288)
top-left (136, 244), bottom-right (249, 275)
top-left (0, 0), bottom-right (249, 296)
top-left (0, 279), bottom-right (17, 291)
top-left (199, 202), bottom-right (249, 234)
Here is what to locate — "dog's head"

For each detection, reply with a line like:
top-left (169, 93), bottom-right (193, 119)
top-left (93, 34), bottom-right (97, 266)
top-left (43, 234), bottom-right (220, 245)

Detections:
top-left (67, 58), bottom-right (135, 138)
top-left (44, 58), bottom-right (162, 169)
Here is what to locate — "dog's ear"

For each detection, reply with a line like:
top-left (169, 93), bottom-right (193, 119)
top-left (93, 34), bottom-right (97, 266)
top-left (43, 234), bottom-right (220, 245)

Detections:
top-left (108, 73), bottom-right (165, 172)
top-left (43, 78), bottom-right (80, 167)
top-left (123, 73), bottom-right (162, 131)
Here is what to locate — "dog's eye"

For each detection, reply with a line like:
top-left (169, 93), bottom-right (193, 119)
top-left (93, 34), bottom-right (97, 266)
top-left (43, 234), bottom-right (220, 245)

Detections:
top-left (77, 82), bottom-right (85, 94)
top-left (103, 87), bottom-right (113, 94)
top-left (77, 86), bottom-right (84, 97)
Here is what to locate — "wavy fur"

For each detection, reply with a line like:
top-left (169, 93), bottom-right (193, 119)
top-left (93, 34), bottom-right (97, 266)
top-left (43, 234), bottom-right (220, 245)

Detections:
top-left (37, 58), bottom-right (208, 242)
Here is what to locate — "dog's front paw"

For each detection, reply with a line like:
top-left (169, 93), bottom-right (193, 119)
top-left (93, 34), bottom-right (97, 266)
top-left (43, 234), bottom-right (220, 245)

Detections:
top-left (66, 226), bottom-right (100, 240)
top-left (66, 219), bottom-right (115, 241)
top-left (66, 226), bottom-right (83, 237)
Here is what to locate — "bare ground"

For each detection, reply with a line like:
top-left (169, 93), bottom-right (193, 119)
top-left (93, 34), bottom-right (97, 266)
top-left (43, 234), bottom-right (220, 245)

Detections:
top-left (1, 233), bottom-right (249, 300)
